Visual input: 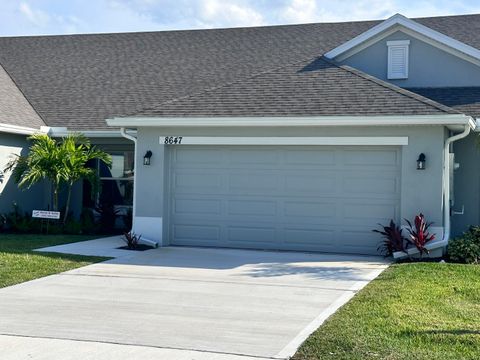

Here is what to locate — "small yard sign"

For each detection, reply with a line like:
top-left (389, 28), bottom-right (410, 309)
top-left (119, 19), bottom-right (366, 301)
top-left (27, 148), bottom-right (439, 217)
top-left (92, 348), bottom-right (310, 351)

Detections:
top-left (32, 210), bottom-right (61, 220)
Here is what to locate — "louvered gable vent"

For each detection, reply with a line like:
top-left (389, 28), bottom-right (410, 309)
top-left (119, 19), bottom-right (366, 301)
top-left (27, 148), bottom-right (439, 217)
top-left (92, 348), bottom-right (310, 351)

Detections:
top-left (387, 40), bottom-right (410, 79)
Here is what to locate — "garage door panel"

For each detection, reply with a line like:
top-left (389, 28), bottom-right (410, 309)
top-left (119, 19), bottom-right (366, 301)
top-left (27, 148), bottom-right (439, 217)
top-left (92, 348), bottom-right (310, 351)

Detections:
top-left (227, 200), bottom-right (277, 217)
top-left (343, 203), bottom-right (398, 223)
top-left (342, 149), bottom-right (399, 166)
top-left (169, 146), bottom-right (401, 255)
top-left (227, 226), bottom-right (276, 244)
top-left (343, 176), bottom-right (398, 195)
top-left (173, 172), bottom-right (223, 193)
top-left (228, 173), bottom-right (280, 193)
top-left (174, 198), bottom-right (222, 215)
top-left (229, 149), bottom-right (280, 164)
top-left (283, 201), bottom-right (334, 219)
top-left (340, 230), bottom-right (379, 254)
top-left (285, 173), bottom-right (337, 193)
top-left (173, 224), bottom-right (221, 243)
top-left (283, 228), bottom-right (336, 247)
top-left (285, 149), bottom-right (336, 165)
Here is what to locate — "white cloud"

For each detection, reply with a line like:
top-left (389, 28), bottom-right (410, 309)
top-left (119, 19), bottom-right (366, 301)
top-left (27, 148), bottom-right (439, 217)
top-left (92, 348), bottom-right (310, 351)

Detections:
top-left (276, 0), bottom-right (397, 24)
top-left (2, 0), bottom-right (480, 36)
top-left (19, 2), bottom-right (50, 27)
top-left (197, 0), bottom-right (265, 28)
top-left (281, 0), bottom-right (318, 23)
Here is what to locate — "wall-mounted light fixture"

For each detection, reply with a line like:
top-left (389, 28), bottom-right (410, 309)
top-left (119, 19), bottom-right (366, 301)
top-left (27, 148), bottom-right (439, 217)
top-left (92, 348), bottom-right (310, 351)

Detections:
top-left (143, 150), bottom-right (153, 166)
top-left (417, 153), bottom-right (426, 170)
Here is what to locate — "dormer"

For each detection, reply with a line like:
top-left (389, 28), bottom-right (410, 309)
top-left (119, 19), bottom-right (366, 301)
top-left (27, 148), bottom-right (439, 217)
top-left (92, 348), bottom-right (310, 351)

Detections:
top-left (325, 14), bottom-right (480, 87)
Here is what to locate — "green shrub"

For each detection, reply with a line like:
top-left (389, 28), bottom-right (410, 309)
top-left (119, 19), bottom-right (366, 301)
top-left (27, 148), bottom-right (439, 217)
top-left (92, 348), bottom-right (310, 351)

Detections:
top-left (80, 208), bottom-right (98, 234)
top-left (448, 226), bottom-right (480, 264)
top-left (5, 203), bottom-right (38, 233)
top-left (63, 219), bottom-right (83, 235)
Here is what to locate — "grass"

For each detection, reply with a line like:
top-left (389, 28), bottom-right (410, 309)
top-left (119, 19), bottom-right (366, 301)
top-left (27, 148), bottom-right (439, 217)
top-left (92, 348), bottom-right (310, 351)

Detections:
top-left (293, 262), bottom-right (480, 360)
top-left (0, 234), bottom-right (110, 288)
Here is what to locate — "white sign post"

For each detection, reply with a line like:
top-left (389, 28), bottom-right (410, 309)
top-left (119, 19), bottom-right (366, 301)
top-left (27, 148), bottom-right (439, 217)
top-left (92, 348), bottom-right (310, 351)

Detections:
top-left (32, 210), bottom-right (61, 220)
top-left (32, 210), bottom-right (61, 234)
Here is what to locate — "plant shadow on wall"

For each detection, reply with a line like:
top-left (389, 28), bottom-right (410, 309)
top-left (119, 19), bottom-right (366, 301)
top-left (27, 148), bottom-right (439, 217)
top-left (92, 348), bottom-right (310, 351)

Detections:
top-left (0, 133), bottom-right (135, 235)
top-left (374, 213), bottom-right (436, 258)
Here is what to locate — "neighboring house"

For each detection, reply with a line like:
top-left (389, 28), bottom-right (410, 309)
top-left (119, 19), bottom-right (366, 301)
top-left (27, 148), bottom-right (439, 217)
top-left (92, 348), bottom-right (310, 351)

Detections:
top-left (1, 13), bottom-right (480, 256)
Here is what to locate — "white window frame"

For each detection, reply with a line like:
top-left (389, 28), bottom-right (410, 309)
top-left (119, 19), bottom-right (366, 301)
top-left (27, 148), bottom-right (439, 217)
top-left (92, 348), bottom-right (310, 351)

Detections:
top-left (387, 40), bottom-right (410, 80)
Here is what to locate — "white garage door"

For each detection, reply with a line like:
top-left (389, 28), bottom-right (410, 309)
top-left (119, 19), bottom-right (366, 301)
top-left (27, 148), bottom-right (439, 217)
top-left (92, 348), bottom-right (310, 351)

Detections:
top-left (167, 146), bottom-right (401, 255)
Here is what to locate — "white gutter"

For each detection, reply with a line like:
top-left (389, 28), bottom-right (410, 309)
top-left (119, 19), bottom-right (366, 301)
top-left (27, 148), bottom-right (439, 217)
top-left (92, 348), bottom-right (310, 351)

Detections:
top-left (119, 127), bottom-right (158, 248)
top-left (106, 115), bottom-right (474, 128)
top-left (442, 124), bottom-right (471, 244)
top-left (0, 123), bottom-right (44, 135)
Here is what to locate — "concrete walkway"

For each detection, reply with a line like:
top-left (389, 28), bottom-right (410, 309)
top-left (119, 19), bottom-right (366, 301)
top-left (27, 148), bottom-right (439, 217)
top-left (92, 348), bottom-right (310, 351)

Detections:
top-left (1, 239), bottom-right (389, 359)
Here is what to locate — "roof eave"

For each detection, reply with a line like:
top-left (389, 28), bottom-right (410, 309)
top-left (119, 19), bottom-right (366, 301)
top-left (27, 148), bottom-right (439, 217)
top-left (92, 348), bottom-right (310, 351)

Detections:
top-left (0, 123), bottom-right (43, 135)
top-left (106, 114), bottom-right (475, 129)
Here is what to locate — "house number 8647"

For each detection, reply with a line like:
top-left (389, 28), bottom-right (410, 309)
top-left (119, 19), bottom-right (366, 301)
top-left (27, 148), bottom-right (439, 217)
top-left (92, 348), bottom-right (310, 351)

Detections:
top-left (164, 136), bottom-right (183, 144)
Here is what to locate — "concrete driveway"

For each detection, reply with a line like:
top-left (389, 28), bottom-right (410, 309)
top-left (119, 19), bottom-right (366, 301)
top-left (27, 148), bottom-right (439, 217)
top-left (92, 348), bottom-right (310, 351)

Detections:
top-left (0, 240), bottom-right (388, 359)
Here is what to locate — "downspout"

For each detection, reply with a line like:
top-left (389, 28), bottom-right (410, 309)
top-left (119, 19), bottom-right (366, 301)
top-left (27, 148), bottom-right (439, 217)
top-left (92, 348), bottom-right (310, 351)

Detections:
top-left (442, 124), bottom-right (471, 245)
top-left (120, 127), bottom-right (158, 248)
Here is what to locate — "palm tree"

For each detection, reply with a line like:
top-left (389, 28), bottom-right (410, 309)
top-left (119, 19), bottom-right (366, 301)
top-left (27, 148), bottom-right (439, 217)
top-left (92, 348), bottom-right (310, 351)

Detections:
top-left (5, 133), bottom-right (111, 224)
top-left (59, 133), bottom-right (111, 224)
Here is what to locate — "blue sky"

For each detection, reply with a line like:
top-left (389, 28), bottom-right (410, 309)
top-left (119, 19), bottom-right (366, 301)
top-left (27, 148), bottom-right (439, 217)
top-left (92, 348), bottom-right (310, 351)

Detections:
top-left (1, 0), bottom-right (480, 36)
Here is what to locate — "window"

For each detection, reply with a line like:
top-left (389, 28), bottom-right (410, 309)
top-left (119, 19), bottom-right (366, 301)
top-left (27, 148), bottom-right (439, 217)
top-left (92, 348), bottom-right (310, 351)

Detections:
top-left (387, 40), bottom-right (410, 79)
top-left (83, 150), bottom-right (134, 208)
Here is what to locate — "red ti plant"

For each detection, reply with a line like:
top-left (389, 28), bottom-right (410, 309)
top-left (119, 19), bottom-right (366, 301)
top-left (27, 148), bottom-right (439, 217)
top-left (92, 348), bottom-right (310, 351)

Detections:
top-left (373, 219), bottom-right (407, 257)
top-left (404, 213), bottom-right (435, 255)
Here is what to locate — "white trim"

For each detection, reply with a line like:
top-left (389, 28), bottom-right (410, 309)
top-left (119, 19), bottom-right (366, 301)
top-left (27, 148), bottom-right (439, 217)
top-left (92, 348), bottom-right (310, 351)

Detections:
top-left (325, 13), bottom-right (480, 64)
top-left (387, 40), bottom-right (409, 79)
top-left (43, 126), bottom-right (124, 138)
top-left (0, 123), bottom-right (43, 135)
top-left (107, 114), bottom-right (474, 128)
top-left (160, 136), bottom-right (409, 146)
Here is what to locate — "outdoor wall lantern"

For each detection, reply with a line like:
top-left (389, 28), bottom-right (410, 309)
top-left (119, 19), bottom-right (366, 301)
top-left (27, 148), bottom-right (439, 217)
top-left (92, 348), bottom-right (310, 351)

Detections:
top-left (143, 150), bottom-right (153, 166)
top-left (417, 153), bottom-right (426, 170)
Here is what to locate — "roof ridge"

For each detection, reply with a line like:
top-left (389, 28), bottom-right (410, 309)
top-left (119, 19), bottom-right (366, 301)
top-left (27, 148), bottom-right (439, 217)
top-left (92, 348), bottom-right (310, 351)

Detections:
top-left (322, 58), bottom-right (461, 115)
top-left (0, 61), bottom-right (47, 126)
top-left (1, 13), bottom-right (479, 40)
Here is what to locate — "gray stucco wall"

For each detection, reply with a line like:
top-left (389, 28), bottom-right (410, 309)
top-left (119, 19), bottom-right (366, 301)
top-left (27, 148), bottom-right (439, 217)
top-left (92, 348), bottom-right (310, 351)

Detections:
top-left (0, 132), bottom-right (47, 215)
top-left (452, 133), bottom-right (480, 236)
top-left (135, 129), bottom-right (166, 218)
top-left (341, 30), bottom-right (480, 87)
top-left (134, 125), bottom-right (446, 243)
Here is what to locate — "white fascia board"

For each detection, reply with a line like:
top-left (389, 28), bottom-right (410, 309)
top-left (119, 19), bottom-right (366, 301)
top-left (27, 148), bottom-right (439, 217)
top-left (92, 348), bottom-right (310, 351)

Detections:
top-left (325, 13), bottom-right (480, 63)
top-left (45, 127), bottom-right (124, 138)
top-left (474, 119), bottom-right (480, 132)
top-left (161, 136), bottom-right (409, 146)
top-left (0, 123), bottom-right (43, 135)
top-left (106, 114), bottom-right (473, 128)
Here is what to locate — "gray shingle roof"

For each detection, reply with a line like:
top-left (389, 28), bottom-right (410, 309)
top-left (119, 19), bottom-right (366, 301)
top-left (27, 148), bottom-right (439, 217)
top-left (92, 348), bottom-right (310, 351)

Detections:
top-left (0, 14), bottom-right (478, 129)
top-left (136, 57), bottom-right (457, 117)
top-left (0, 64), bottom-right (45, 128)
top-left (408, 87), bottom-right (480, 118)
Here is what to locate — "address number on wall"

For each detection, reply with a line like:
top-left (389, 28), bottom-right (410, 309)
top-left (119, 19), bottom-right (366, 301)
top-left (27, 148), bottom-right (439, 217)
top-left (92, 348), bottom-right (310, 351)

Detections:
top-left (163, 136), bottom-right (183, 144)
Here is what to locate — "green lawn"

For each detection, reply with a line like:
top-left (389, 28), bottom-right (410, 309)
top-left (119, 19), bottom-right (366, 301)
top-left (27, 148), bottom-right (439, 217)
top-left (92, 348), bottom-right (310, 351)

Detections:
top-left (293, 263), bottom-right (480, 360)
top-left (0, 234), bottom-right (109, 288)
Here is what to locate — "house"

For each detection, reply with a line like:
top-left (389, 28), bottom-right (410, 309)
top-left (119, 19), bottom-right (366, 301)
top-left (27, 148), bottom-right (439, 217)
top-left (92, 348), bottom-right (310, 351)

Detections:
top-left (1, 13), bottom-right (480, 256)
